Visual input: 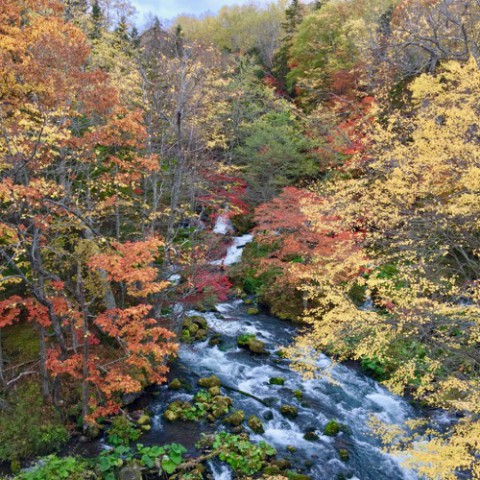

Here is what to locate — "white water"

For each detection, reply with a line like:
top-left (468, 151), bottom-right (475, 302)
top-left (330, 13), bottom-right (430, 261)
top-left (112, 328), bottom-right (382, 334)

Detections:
top-left (209, 462), bottom-right (233, 480)
top-left (147, 231), bottom-right (422, 480)
top-left (213, 215), bottom-right (234, 234)
top-left (211, 234), bottom-right (254, 266)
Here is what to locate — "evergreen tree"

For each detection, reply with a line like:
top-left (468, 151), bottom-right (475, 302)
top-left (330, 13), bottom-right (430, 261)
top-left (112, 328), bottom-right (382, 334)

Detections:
top-left (272, 0), bottom-right (304, 90)
top-left (90, 0), bottom-right (103, 40)
top-left (130, 26), bottom-right (141, 49)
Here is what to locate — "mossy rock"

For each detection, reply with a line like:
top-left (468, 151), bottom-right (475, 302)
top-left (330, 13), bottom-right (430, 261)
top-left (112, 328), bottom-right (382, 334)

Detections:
top-left (209, 335), bottom-right (222, 347)
top-left (163, 409), bottom-right (179, 422)
top-left (198, 375), bottom-right (221, 388)
top-left (248, 339), bottom-right (266, 354)
top-left (189, 315), bottom-right (208, 329)
top-left (289, 474), bottom-right (312, 480)
top-left (168, 378), bottom-right (182, 390)
top-left (293, 389), bottom-right (303, 399)
top-left (275, 349), bottom-right (288, 358)
top-left (10, 460), bottom-right (21, 474)
top-left (181, 329), bottom-right (192, 343)
top-left (303, 431), bottom-right (319, 442)
top-left (286, 445), bottom-right (297, 453)
top-left (224, 410), bottom-right (245, 427)
top-left (197, 434), bottom-right (215, 449)
top-left (247, 415), bottom-right (264, 434)
top-left (136, 414), bottom-right (151, 426)
top-left (324, 420), bottom-right (340, 436)
top-left (195, 329), bottom-right (207, 341)
top-left (280, 405), bottom-right (298, 418)
top-left (212, 396), bottom-right (232, 409)
top-left (140, 424), bottom-right (151, 432)
top-left (237, 334), bottom-right (256, 347)
top-left (263, 466), bottom-right (281, 475)
top-left (338, 448), bottom-right (349, 462)
top-left (244, 298), bottom-right (254, 306)
top-left (188, 323), bottom-right (200, 335)
top-left (247, 307), bottom-right (260, 315)
top-left (237, 334), bottom-right (266, 354)
top-left (211, 396), bottom-right (232, 418)
top-left (271, 459), bottom-right (291, 470)
top-left (208, 386), bottom-right (221, 397)
top-left (269, 377), bottom-right (285, 386)
top-left (163, 401), bottom-right (194, 422)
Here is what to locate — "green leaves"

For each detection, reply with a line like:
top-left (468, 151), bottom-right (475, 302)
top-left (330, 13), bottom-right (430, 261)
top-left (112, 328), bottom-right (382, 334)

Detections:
top-left (211, 432), bottom-right (276, 475)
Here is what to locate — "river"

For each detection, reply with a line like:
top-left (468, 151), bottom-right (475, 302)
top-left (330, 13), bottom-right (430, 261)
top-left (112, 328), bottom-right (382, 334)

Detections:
top-left (125, 228), bottom-right (421, 480)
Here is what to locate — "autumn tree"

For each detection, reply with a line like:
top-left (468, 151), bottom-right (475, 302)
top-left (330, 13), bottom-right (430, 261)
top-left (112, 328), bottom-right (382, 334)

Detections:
top-left (0, 0), bottom-right (176, 434)
top-left (288, 58), bottom-right (480, 478)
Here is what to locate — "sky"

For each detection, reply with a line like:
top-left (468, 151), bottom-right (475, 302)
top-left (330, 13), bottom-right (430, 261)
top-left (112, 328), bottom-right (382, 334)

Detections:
top-left (131, 0), bottom-right (272, 24)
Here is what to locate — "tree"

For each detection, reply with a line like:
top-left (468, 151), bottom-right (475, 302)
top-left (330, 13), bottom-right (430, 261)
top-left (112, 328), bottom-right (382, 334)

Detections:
top-left (234, 111), bottom-right (317, 202)
top-left (287, 0), bottom-right (394, 108)
top-left (0, 0), bottom-right (176, 431)
top-left (289, 58), bottom-right (480, 478)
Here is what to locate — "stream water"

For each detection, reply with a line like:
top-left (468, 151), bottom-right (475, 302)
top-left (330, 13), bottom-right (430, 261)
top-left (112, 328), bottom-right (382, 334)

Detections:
top-left (125, 230), bottom-right (422, 480)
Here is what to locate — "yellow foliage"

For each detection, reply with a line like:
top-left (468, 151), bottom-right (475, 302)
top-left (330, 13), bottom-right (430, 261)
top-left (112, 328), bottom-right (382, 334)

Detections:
top-left (291, 58), bottom-right (480, 478)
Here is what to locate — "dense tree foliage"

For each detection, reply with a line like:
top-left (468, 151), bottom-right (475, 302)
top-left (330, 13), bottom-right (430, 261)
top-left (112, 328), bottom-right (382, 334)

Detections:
top-left (1, 0), bottom-right (480, 478)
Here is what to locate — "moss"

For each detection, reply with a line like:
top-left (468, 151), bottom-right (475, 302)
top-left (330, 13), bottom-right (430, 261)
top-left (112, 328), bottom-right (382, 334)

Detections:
top-left (324, 420), bottom-right (340, 436)
top-left (248, 339), bottom-right (266, 354)
top-left (276, 349), bottom-right (288, 358)
top-left (136, 414), bottom-right (151, 426)
top-left (224, 410), bottom-right (245, 427)
top-left (195, 329), bottom-right (207, 341)
top-left (280, 405), bottom-right (298, 418)
top-left (198, 375), bottom-right (221, 388)
top-left (293, 389), bottom-right (303, 399)
top-left (237, 334), bottom-right (266, 354)
top-left (237, 334), bottom-right (256, 347)
top-left (3, 322), bottom-right (40, 361)
top-left (289, 474), bottom-right (312, 480)
top-left (0, 381), bottom-right (68, 462)
top-left (247, 415), bottom-right (264, 433)
top-left (247, 307), bottom-right (260, 315)
top-left (208, 386), bottom-right (221, 396)
top-left (208, 334), bottom-right (222, 347)
top-left (338, 448), bottom-right (349, 461)
top-left (168, 378), bottom-right (182, 390)
top-left (269, 377), bottom-right (285, 385)
top-left (181, 316), bottom-right (208, 343)
top-left (188, 323), bottom-right (200, 335)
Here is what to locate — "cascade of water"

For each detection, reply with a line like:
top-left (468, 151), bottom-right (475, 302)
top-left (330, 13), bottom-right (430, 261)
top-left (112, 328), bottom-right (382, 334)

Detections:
top-left (213, 215), bottom-right (234, 235)
top-left (137, 231), bottom-right (424, 479)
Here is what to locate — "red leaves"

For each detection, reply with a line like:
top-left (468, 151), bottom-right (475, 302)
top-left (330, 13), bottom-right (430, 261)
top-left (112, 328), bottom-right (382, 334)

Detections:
top-left (88, 238), bottom-right (167, 298)
top-left (0, 296), bottom-right (23, 328)
top-left (198, 173), bottom-right (249, 218)
top-left (187, 271), bottom-right (232, 304)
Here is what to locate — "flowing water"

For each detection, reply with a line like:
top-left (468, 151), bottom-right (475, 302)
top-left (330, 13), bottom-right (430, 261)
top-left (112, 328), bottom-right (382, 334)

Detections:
top-left (132, 231), bottom-right (421, 480)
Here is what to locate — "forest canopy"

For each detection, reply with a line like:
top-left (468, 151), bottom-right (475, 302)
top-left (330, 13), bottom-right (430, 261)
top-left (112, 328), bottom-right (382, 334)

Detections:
top-left (0, 0), bottom-right (479, 479)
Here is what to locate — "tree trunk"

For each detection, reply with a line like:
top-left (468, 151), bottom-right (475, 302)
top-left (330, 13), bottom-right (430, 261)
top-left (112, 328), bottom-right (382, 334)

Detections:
top-left (76, 264), bottom-right (90, 433)
top-left (39, 326), bottom-right (50, 399)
